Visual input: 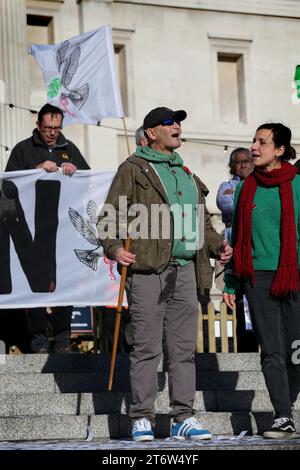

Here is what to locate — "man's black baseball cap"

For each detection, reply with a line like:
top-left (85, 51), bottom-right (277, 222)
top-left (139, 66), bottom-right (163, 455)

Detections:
top-left (143, 107), bottom-right (187, 129)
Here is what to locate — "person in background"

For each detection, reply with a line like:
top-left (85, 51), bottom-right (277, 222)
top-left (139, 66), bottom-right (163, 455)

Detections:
top-left (224, 123), bottom-right (300, 439)
top-left (217, 148), bottom-right (253, 242)
top-left (5, 103), bottom-right (90, 353)
top-left (216, 148), bottom-right (257, 352)
top-left (98, 106), bottom-right (232, 442)
top-left (135, 125), bottom-right (148, 147)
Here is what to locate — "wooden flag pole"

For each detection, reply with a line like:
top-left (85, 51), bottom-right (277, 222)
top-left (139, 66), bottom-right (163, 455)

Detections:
top-left (122, 117), bottom-right (131, 157)
top-left (107, 118), bottom-right (132, 391)
top-left (108, 236), bottom-right (131, 391)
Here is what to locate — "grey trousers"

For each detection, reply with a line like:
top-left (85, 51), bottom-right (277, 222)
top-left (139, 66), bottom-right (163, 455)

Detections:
top-left (126, 262), bottom-right (199, 425)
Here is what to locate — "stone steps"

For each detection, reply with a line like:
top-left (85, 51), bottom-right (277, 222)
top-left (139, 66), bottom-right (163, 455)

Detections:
top-left (0, 370), bottom-right (269, 393)
top-left (0, 353), bottom-right (298, 442)
top-left (0, 352), bottom-right (261, 373)
top-left (0, 390), bottom-right (299, 416)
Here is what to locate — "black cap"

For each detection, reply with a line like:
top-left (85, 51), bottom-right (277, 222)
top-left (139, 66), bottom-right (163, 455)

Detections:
top-left (143, 107), bottom-right (187, 129)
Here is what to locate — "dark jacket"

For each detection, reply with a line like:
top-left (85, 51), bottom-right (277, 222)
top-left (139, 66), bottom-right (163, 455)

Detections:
top-left (294, 159), bottom-right (300, 175)
top-left (97, 154), bottom-right (223, 294)
top-left (5, 129), bottom-right (90, 171)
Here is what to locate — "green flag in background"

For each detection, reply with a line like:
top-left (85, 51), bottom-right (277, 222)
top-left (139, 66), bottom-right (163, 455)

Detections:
top-left (295, 65), bottom-right (300, 99)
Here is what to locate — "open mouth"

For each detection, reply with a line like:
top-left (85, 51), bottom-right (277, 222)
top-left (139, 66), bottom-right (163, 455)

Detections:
top-left (172, 133), bottom-right (180, 138)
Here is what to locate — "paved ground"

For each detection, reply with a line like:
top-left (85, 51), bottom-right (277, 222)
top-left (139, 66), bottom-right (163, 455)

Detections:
top-left (1, 435), bottom-right (300, 450)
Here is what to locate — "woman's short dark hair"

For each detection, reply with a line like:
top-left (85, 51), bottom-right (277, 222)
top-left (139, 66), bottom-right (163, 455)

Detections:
top-left (38, 103), bottom-right (64, 124)
top-left (256, 123), bottom-right (296, 161)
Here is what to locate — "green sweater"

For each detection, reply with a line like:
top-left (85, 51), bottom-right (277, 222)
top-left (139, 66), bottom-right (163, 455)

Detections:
top-left (135, 145), bottom-right (198, 265)
top-left (224, 174), bottom-right (300, 293)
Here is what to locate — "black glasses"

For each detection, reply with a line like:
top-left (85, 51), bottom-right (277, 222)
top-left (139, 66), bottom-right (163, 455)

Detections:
top-left (234, 160), bottom-right (252, 166)
top-left (40, 126), bottom-right (62, 133)
top-left (161, 118), bottom-right (180, 126)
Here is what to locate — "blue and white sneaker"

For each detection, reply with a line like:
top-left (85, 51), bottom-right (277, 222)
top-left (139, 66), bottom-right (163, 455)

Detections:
top-left (132, 418), bottom-right (154, 442)
top-left (171, 417), bottom-right (212, 440)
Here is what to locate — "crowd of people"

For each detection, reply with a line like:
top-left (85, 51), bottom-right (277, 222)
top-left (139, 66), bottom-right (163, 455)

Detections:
top-left (1, 102), bottom-right (300, 441)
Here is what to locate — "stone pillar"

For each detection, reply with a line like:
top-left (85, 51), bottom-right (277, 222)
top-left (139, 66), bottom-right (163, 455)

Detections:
top-left (0, 0), bottom-right (31, 170)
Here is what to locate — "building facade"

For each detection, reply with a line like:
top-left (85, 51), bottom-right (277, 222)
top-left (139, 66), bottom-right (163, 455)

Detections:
top-left (1, 0), bottom-right (300, 213)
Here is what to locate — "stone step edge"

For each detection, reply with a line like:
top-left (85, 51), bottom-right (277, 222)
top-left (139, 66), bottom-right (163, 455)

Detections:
top-left (1, 412), bottom-right (300, 441)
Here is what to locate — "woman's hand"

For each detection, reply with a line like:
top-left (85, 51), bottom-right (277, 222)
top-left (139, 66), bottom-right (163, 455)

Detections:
top-left (223, 292), bottom-right (236, 310)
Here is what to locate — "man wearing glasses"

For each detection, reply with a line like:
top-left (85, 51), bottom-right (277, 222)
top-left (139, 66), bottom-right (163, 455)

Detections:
top-left (216, 148), bottom-right (253, 243)
top-left (98, 107), bottom-right (232, 441)
top-left (6, 103), bottom-right (89, 174)
top-left (5, 103), bottom-right (89, 353)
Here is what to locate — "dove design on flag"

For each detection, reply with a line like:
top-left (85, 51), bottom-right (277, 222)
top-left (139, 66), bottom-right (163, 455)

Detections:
top-left (47, 40), bottom-right (89, 115)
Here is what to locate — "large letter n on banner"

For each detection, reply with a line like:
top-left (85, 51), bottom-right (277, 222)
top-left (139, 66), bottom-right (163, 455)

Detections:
top-left (0, 180), bottom-right (60, 294)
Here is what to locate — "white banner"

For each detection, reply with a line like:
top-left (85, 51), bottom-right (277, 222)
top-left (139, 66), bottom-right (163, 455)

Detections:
top-left (0, 169), bottom-right (124, 308)
top-left (28, 25), bottom-right (124, 126)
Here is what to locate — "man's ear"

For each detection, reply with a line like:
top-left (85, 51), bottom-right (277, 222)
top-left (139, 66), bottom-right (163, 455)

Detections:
top-left (145, 128), bottom-right (156, 141)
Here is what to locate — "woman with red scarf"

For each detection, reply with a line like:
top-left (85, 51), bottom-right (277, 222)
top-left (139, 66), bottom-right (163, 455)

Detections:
top-left (223, 123), bottom-right (300, 439)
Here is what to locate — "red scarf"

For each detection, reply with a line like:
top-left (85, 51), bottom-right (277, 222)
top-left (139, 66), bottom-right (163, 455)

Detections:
top-left (234, 161), bottom-right (299, 297)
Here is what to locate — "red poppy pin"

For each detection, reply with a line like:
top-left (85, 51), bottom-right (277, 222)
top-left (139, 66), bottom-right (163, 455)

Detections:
top-left (183, 165), bottom-right (191, 175)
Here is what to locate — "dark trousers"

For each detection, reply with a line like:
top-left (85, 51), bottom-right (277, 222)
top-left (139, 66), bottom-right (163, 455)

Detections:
top-left (235, 287), bottom-right (258, 353)
top-left (245, 271), bottom-right (300, 418)
top-left (0, 309), bottom-right (31, 353)
top-left (27, 306), bottom-right (73, 352)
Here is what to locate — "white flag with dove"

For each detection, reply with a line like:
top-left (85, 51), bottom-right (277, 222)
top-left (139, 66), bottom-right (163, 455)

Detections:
top-left (28, 25), bottom-right (124, 126)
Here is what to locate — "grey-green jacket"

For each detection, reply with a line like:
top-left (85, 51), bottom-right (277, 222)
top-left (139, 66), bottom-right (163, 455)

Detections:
top-left (97, 154), bottom-right (223, 294)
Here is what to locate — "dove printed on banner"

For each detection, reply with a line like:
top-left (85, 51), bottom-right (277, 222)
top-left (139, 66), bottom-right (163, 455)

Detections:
top-left (68, 200), bottom-right (116, 280)
top-left (68, 200), bottom-right (103, 271)
top-left (28, 26), bottom-right (124, 126)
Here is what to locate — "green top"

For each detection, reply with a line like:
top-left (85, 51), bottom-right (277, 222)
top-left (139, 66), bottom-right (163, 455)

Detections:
top-left (224, 174), bottom-right (300, 293)
top-left (135, 145), bottom-right (199, 265)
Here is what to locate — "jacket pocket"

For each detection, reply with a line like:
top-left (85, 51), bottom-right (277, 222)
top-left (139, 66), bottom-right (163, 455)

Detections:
top-left (135, 172), bottom-right (151, 190)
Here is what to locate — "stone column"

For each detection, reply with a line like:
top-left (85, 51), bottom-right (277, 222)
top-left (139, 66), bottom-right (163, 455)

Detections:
top-left (0, 0), bottom-right (31, 170)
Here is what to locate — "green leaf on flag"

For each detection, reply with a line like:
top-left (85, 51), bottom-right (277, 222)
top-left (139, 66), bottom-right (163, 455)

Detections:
top-left (294, 65), bottom-right (300, 99)
top-left (47, 77), bottom-right (62, 98)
